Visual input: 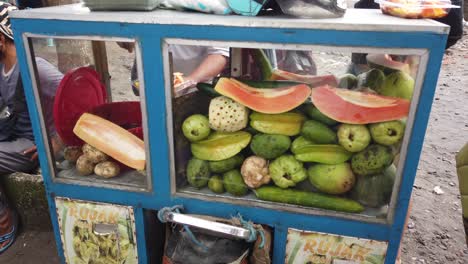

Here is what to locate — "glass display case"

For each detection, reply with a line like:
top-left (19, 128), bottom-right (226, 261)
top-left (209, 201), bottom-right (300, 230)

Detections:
top-left (11, 5), bottom-right (448, 264)
top-left (168, 41), bottom-right (423, 224)
top-left (25, 36), bottom-right (151, 192)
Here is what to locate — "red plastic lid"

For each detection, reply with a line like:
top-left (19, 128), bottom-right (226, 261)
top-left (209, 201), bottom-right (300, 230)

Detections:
top-left (88, 101), bottom-right (142, 130)
top-left (53, 67), bottom-right (107, 146)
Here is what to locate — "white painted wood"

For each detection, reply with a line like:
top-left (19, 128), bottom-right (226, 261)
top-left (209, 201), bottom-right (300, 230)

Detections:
top-left (10, 4), bottom-right (448, 34)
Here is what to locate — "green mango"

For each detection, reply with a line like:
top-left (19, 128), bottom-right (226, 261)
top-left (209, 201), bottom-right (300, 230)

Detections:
top-left (191, 131), bottom-right (251, 161)
top-left (186, 158), bottom-right (210, 189)
top-left (250, 134), bottom-right (291, 159)
top-left (303, 104), bottom-right (337, 126)
top-left (308, 163), bottom-right (355, 195)
top-left (223, 169), bottom-right (249, 196)
top-left (250, 112), bottom-right (305, 136)
top-left (301, 120), bottom-right (337, 144)
top-left (291, 136), bottom-right (315, 154)
top-left (208, 154), bottom-right (244, 173)
top-left (208, 175), bottom-right (225, 194)
top-left (351, 144), bottom-right (393, 176)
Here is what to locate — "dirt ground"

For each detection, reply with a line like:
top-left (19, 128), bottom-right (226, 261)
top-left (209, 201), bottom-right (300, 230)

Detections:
top-left (1, 26), bottom-right (467, 264)
top-left (399, 30), bottom-right (468, 264)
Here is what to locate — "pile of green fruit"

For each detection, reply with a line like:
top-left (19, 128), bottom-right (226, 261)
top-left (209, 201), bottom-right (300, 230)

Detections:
top-left (181, 92), bottom-right (405, 213)
top-left (338, 65), bottom-right (415, 100)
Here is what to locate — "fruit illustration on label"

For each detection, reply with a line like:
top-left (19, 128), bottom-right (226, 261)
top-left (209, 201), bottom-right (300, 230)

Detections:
top-left (351, 144), bottom-right (393, 176)
top-left (337, 124), bottom-right (371, 152)
top-left (214, 78), bottom-right (311, 114)
top-left (182, 114), bottom-right (211, 142)
top-left (377, 71), bottom-right (415, 100)
top-left (191, 131), bottom-right (251, 161)
top-left (311, 85), bottom-right (410, 124)
top-left (209, 96), bottom-right (249, 132)
top-left (369, 120), bottom-right (405, 146)
top-left (250, 112), bottom-right (305, 136)
top-left (308, 163), bottom-right (355, 195)
top-left (269, 155), bottom-right (307, 188)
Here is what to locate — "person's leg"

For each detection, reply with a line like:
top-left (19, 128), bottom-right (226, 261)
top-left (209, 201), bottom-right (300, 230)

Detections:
top-left (0, 138), bottom-right (36, 253)
top-left (0, 138), bottom-right (37, 175)
top-left (0, 184), bottom-right (17, 253)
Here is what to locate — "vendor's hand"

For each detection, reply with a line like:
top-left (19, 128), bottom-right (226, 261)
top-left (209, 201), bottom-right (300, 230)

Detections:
top-left (22, 136), bottom-right (64, 161)
top-left (22, 145), bottom-right (38, 161)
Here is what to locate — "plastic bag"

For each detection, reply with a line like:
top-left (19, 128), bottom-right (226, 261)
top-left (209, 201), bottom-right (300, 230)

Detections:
top-left (163, 214), bottom-right (271, 264)
top-left (159, 0), bottom-right (232, 14)
top-left (378, 0), bottom-right (460, 19)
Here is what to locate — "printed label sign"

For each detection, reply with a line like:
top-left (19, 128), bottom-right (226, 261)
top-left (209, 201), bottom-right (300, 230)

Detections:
top-left (285, 229), bottom-right (388, 264)
top-left (55, 197), bottom-right (138, 264)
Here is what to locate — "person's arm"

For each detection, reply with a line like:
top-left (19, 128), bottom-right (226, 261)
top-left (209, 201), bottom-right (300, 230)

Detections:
top-left (185, 54), bottom-right (228, 83)
top-left (24, 57), bottom-right (65, 159)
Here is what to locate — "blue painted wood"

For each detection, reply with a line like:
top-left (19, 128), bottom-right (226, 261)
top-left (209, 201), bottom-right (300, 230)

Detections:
top-left (134, 207), bottom-right (149, 264)
top-left (384, 37), bottom-right (448, 264)
top-left (272, 225), bottom-right (288, 263)
top-left (10, 13), bottom-right (448, 264)
top-left (11, 19), bottom-right (446, 49)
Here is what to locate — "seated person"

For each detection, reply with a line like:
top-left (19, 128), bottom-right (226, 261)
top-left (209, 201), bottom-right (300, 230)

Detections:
top-left (0, 1), bottom-right (63, 253)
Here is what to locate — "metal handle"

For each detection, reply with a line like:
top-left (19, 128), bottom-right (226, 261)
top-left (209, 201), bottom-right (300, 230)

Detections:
top-left (162, 211), bottom-right (251, 240)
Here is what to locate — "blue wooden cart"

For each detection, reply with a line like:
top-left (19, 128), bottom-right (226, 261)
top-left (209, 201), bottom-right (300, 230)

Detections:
top-left (10, 4), bottom-right (448, 264)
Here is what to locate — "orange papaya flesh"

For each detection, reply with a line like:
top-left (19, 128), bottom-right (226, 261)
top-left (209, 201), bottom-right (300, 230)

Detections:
top-left (73, 113), bottom-right (146, 170)
top-left (269, 69), bottom-right (338, 88)
top-left (311, 86), bottom-right (410, 125)
top-left (214, 77), bottom-right (311, 114)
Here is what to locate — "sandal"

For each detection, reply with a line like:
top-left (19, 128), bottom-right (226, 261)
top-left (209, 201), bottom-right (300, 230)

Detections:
top-left (0, 188), bottom-right (18, 254)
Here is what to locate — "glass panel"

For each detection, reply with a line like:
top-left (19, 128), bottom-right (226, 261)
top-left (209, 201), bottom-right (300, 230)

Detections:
top-left (29, 37), bottom-right (149, 191)
top-left (169, 42), bottom-right (421, 222)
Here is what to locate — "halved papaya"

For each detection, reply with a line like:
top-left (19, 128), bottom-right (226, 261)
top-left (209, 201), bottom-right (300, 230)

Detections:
top-left (269, 69), bottom-right (338, 88)
top-left (311, 86), bottom-right (410, 125)
top-left (214, 78), bottom-right (311, 114)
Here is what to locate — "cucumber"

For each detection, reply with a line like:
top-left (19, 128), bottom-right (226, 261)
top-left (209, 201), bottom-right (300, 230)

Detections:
top-left (254, 186), bottom-right (364, 213)
top-left (196, 82), bottom-right (220, 97)
top-left (238, 79), bottom-right (305, 89)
